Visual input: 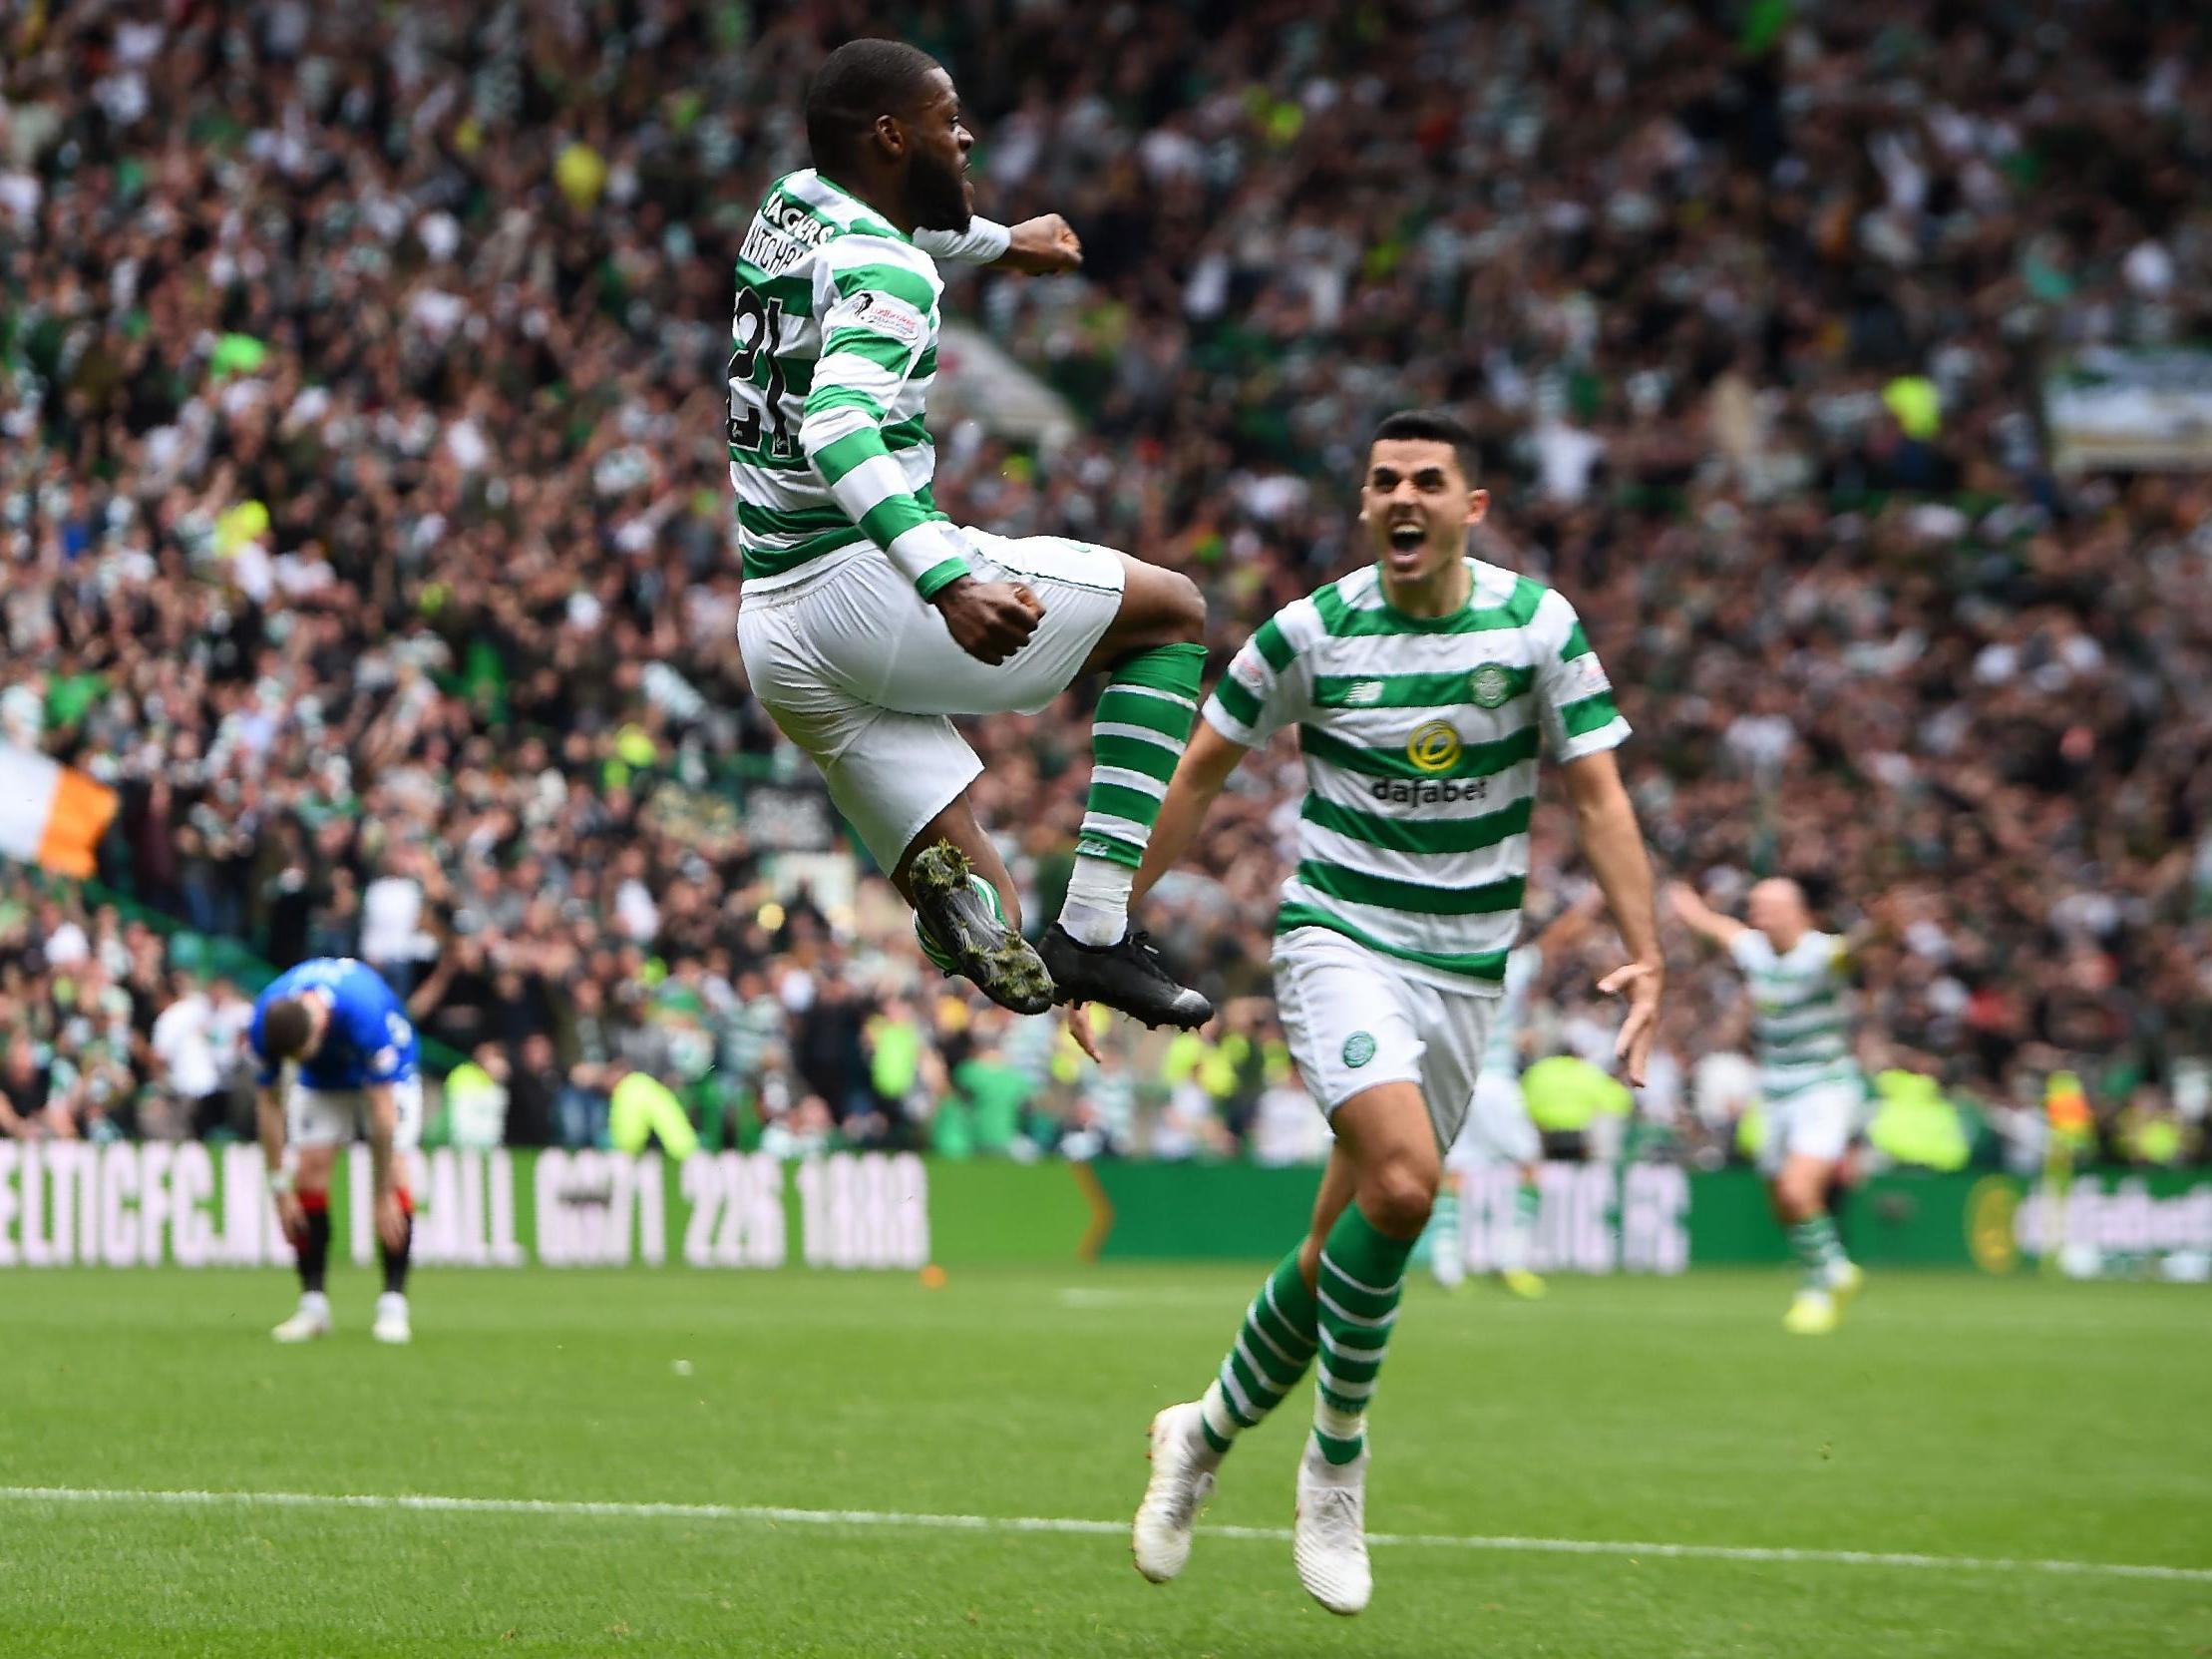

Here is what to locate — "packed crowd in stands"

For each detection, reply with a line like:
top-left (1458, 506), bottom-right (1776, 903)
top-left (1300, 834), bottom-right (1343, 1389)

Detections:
top-left (2, 1), bottom-right (2208, 1166)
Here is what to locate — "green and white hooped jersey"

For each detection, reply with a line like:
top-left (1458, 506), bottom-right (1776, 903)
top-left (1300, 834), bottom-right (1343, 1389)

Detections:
top-left (1480, 943), bottom-right (1544, 1078)
top-left (1728, 929), bottom-right (1858, 1100)
top-left (728, 170), bottom-right (1008, 599)
top-left (1205, 559), bottom-right (1629, 990)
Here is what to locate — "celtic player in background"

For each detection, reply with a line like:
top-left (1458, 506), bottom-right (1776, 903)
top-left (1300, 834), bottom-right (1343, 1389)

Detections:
top-left (1669, 878), bottom-right (1869, 1334)
top-left (1124, 410), bottom-right (1664, 1615)
top-left (732, 40), bottom-right (1212, 1033)
top-left (1427, 886), bottom-right (1611, 1298)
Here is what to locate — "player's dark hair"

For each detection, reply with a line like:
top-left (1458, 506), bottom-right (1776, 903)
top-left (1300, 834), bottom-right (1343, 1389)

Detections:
top-left (806, 39), bottom-right (943, 174)
top-left (263, 997), bottom-right (314, 1060)
top-left (1370, 408), bottom-right (1481, 483)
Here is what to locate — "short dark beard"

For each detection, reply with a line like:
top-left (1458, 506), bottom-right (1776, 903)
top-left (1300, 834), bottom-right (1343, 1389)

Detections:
top-left (908, 149), bottom-right (971, 232)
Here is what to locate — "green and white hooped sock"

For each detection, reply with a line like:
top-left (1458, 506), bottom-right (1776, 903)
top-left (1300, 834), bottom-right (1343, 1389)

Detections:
top-left (1311, 1202), bottom-right (1415, 1465)
top-left (916, 871), bottom-right (1008, 974)
top-left (1060, 642), bottom-right (1207, 947)
top-left (1197, 1248), bottom-right (1320, 1457)
top-left (1789, 1215), bottom-right (1847, 1293)
top-left (1499, 1179), bottom-right (1541, 1273)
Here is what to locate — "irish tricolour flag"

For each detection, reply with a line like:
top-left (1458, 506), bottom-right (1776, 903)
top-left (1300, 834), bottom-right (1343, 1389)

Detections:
top-left (0, 745), bottom-right (117, 878)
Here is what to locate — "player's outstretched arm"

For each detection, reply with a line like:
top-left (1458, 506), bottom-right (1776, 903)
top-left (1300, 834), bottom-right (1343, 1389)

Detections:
top-left (798, 237), bottom-right (1042, 663)
top-left (1131, 720), bottom-right (1249, 911)
top-left (1664, 879), bottom-right (1749, 950)
top-left (1563, 750), bottom-right (1664, 1086)
top-left (1836, 891), bottom-right (1899, 966)
top-left (914, 215), bottom-right (1082, 274)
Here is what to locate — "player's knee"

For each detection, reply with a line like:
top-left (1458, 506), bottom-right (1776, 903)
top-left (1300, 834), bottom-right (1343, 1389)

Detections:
top-left (1775, 1168), bottom-right (1823, 1222)
top-left (1155, 567), bottom-right (1205, 643)
top-left (1122, 561), bottom-right (1203, 646)
top-left (1363, 1158), bottom-right (1438, 1237)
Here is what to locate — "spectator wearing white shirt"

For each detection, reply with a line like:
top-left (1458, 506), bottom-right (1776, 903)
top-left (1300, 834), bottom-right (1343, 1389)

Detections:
top-left (150, 972), bottom-right (226, 1138)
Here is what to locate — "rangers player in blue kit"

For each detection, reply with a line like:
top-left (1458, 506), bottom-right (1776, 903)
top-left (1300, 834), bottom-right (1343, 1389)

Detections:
top-left (250, 958), bottom-right (422, 1345)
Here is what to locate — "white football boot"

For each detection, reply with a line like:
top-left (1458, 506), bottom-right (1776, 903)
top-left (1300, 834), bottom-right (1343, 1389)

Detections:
top-left (1293, 1438), bottom-right (1372, 1615)
top-left (1132, 1402), bottom-right (1217, 1583)
top-left (371, 1292), bottom-right (412, 1345)
top-left (271, 1292), bottom-right (333, 1344)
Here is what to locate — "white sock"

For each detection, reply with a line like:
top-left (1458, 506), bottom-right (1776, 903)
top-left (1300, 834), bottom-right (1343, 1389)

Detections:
top-left (1312, 1396), bottom-right (1364, 1447)
top-left (1304, 1422), bottom-right (1369, 1479)
top-left (300, 1291), bottom-right (330, 1318)
top-left (1056, 854), bottom-right (1133, 947)
top-left (377, 1291), bottom-right (408, 1312)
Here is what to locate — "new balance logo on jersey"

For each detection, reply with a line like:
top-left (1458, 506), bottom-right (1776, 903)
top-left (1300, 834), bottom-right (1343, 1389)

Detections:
top-left (1343, 680), bottom-right (1383, 706)
top-left (1369, 777), bottom-right (1489, 806)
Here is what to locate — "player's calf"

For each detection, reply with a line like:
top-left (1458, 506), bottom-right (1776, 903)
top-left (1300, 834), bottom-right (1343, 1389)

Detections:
top-left (375, 1188), bottom-right (414, 1344)
top-left (1047, 561), bottom-right (1213, 1024)
top-left (1056, 634), bottom-right (1211, 952)
top-left (272, 1181), bottom-right (335, 1342)
top-left (1774, 1156), bottom-right (1859, 1327)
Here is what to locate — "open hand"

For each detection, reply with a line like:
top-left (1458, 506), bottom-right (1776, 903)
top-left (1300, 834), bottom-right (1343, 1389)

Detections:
top-left (1597, 961), bottom-right (1663, 1088)
top-left (931, 577), bottom-right (1044, 664)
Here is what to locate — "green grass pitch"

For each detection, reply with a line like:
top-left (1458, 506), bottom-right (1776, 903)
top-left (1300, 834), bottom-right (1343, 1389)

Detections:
top-left (2, 1264), bottom-right (2206, 1656)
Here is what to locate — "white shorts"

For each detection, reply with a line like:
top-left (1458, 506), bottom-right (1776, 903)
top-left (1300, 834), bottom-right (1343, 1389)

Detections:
top-left (1448, 1071), bottom-right (1542, 1168)
top-left (1757, 1078), bottom-right (1860, 1178)
top-left (288, 1074), bottom-right (425, 1154)
top-left (1273, 927), bottom-right (1496, 1150)
top-left (738, 530), bottom-right (1126, 869)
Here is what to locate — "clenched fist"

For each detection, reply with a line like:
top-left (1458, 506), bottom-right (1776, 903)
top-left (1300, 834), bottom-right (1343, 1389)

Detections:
top-left (1000, 214), bottom-right (1082, 275)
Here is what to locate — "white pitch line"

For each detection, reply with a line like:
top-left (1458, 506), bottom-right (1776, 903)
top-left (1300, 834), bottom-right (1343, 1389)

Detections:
top-left (1, 1485), bottom-right (2204, 1585)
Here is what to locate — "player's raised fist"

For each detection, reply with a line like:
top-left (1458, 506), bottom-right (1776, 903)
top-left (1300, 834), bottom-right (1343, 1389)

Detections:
top-left (930, 576), bottom-right (1045, 664)
top-left (1000, 214), bottom-right (1082, 274)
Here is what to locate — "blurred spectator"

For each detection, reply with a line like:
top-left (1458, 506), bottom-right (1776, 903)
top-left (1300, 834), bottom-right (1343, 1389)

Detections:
top-left (0, 1037), bottom-right (63, 1140)
top-left (0, 0), bottom-right (2205, 1167)
top-left (149, 970), bottom-right (227, 1138)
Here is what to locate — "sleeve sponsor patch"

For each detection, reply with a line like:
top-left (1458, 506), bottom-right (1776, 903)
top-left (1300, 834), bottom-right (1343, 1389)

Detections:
top-left (1562, 651), bottom-right (1612, 699)
top-left (824, 288), bottom-right (929, 348)
top-left (1228, 644), bottom-right (1270, 695)
top-left (370, 1046), bottom-right (401, 1079)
